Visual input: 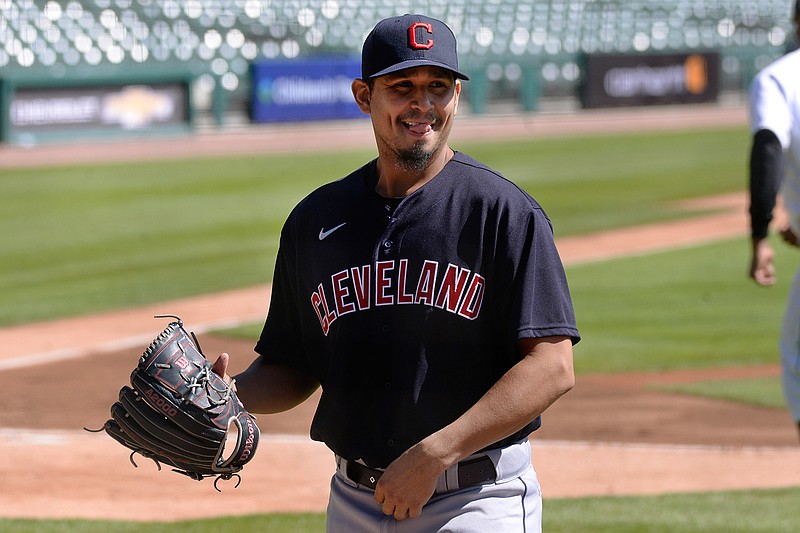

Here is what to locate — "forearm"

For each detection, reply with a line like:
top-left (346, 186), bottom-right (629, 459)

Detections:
top-left (417, 336), bottom-right (575, 469)
top-left (233, 356), bottom-right (319, 415)
top-left (374, 336), bottom-right (574, 519)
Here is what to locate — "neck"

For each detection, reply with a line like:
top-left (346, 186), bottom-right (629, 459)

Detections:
top-left (374, 147), bottom-right (454, 198)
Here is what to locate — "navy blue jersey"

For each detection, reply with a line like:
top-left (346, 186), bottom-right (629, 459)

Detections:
top-left (256, 152), bottom-right (579, 468)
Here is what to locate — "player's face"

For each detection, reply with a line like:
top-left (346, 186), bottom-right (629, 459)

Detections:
top-left (355, 66), bottom-right (461, 173)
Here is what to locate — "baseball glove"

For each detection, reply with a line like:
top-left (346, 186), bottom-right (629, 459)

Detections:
top-left (88, 315), bottom-right (260, 490)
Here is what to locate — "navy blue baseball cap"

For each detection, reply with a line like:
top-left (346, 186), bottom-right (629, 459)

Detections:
top-left (361, 14), bottom-right (469, 81)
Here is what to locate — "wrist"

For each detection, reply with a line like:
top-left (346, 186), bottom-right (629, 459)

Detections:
top-left (412, 432), bottom-right (460, 474)
top-left (752, 235), bottom-right (769, 250)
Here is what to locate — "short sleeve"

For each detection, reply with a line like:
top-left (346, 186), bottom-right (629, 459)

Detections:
top-left (255, 217), bottom-right (314, 375)
top-left (509, 205), bottom-right (580, 344)
top-left (749, 70), bottom-right (792, 148)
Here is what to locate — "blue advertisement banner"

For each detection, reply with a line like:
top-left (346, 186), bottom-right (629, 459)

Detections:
top-left (251, 57), bottom-right (364, 123)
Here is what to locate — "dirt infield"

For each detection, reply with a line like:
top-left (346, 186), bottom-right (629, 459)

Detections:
top-left (2, 104), bottom-right (799, 522)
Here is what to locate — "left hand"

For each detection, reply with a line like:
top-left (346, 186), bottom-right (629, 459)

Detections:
top-left (780, 225), bottom-right (800, 247)
top-left (373, 444), bottom-right (444, 520)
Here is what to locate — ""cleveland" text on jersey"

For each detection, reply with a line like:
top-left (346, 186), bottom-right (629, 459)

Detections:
top-left (310, 259), bottom-right (486, 336)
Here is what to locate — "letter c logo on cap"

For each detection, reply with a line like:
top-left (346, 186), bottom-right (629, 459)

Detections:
top-left (408, 22), bottom-right (434, 50)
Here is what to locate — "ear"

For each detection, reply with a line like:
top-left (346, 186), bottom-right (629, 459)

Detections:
top-left (352, 79), bottom-right (371, 114)
top-left (453, 79), bottom-right (462, 116)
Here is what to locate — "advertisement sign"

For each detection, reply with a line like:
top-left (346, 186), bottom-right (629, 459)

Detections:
top-left (580, 52), bottom-right (720, 108)
top-left (9, 82), bottom-right (189, 133)
top-left (251, 57), bottom-right (363, 123)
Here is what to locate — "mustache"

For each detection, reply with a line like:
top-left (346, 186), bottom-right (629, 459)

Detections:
top-left (399, 111), bottom-right (439, 124)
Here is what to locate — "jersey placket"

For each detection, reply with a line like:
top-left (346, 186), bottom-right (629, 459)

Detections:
top-left (372, 200), bottom-right (405, 455)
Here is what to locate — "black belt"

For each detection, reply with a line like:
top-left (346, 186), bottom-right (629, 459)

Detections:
top-left (344, 455), bottom-right (496, 491)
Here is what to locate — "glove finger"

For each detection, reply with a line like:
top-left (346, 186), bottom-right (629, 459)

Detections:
top-left (130, 370), bottom-right (226, 441)
top-left (111, 402), bottom-right (219, 468)
top-left (118, 387), bottom-right (221, 456)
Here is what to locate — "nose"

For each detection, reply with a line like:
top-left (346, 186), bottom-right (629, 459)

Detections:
top-left (409, 86), bottom-right (434, 111)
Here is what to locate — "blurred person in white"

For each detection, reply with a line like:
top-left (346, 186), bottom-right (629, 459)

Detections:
top-left (747, 0), bottom-right (800, 442)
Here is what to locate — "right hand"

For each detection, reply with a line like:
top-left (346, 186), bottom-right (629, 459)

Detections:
top-left (750, 237), bottom-right (776, 286)
top-left (780, 225), bottom-right (800, 247)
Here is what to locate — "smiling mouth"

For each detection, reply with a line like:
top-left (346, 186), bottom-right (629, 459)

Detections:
top-left (403, 120), bottom-right (435, 135)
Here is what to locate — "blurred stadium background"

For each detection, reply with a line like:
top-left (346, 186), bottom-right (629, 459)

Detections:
top-left (0, 0), bottom-right (796, 144)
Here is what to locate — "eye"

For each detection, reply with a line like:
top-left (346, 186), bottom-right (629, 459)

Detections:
top-left (388, 80), bottom-right (413, 91)
top-left (430, 80), bottom-right (453, 93)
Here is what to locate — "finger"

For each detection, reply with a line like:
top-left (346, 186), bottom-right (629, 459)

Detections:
top-left (381, 502), bottom-right (396, 516)
top-left (408, 505), bottom-right (424, 519)
top-left (780, 229), bottom-right (800, 246)
top-left (754, 268), bottom-right (776, 286)
top-left (755, 275), bottom-right (776, 286)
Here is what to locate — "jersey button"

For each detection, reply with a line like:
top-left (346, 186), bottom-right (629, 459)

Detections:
top-left (386, 439), bottom-right (395, 447)
top-left (383, 240), bottom-right (393, 249)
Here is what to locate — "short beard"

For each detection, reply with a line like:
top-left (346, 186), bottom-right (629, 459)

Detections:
top-left (396, 141), bottom-right (435, 173)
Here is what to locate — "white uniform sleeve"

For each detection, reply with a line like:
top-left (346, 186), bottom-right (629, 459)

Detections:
top-left (749, 68), bottom-right (793, 148)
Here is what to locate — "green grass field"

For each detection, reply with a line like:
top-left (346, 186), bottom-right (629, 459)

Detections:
top-left (653, 376), bottom-right (785, 409)
top-left (3, 487), bottom-right (799, 532)
top-left (568, 236), bottom-right (790, 374)
top-left (0, 126), bottom-right (747, 326)
top-left (3, 124), bottom-right (797, 531)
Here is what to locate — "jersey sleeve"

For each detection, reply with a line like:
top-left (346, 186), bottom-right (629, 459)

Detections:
top-left (254, 214), bottom-right (314, 376)
top-left (749, 69), bottom-right (792, 148)
top-left (508, 203), bottom-right (580, 344)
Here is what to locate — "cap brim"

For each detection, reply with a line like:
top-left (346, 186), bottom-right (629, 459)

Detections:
top-left (368, 59), bottom-right (470, 81)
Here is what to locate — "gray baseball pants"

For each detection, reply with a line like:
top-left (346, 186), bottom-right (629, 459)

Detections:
top-left (326, 439), bottom-right (542, 532)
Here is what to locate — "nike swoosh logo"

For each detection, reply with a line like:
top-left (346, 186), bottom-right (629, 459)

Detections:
top-left (319, 222), bottom-right (347, 240)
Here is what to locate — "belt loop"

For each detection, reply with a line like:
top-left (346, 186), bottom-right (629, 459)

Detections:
top-left (444, 462), bottom-right (460, 491)
top-left (335, 456), bottom-right (358, 489)
top-left (434, 471), bottom-right (449, 493)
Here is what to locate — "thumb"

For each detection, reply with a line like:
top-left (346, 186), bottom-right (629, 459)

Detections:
top-left (211, 352), bottom-right (230, 382)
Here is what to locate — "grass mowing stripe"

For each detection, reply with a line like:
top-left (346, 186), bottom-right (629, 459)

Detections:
top-left (0, 154), bottom-right (354, 326)
top-left (461, 127), bottom-right (749, 235)
top-left (0, 513), bottom-right (327, 533)
top-left (543, 487), bottom-right (800, 533)
top-left (652, 376), bottom-right (785, 409)
top-left (567, 236), bottom-right (791, 373)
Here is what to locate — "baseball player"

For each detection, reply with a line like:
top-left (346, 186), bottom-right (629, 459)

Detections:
top-left (214, 14), bottom-right (579, 531)
top-left (747, 1), bottom-right (800, 441)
